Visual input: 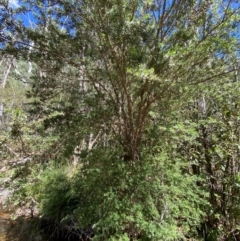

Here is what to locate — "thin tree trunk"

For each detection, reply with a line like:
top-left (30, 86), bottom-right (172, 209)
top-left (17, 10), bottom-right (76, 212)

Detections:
top-left (0, 57), bottom-right (12, 126)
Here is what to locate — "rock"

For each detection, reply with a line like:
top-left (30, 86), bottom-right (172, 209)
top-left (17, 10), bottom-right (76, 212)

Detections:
top-left (0, 166), bottom-right (7, 172)
top-left (0, 188), bottom-right (12, 207)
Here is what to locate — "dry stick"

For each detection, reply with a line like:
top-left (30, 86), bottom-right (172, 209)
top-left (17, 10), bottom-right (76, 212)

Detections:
top-left (3, 144), bottom-right (19, 157)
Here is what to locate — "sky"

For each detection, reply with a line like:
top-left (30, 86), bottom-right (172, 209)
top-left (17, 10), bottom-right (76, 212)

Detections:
top-left (9, 0), bottom-right (19, 8)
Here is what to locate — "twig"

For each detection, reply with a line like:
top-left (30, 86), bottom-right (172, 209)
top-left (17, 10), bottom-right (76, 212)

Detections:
top-left (3, 144), bottom-right (19, 157)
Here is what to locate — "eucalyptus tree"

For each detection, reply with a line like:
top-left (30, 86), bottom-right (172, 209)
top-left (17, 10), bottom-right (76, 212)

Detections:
top-left (2, 0), bottom-right (240, 240)
top-left (0, 55), bottom-right (13, 126)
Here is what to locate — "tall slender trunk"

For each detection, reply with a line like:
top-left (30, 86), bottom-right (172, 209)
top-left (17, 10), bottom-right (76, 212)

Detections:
top-left (0, 57), bottom-right (12, 126)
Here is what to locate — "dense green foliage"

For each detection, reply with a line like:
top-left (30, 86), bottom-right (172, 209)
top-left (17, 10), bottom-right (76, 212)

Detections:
top-left (0, 0), bottom-right (240, 240)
